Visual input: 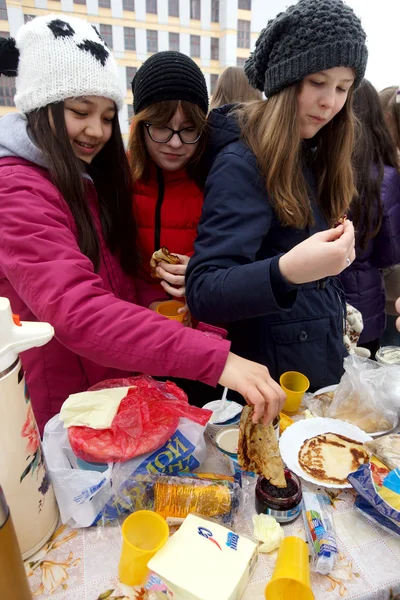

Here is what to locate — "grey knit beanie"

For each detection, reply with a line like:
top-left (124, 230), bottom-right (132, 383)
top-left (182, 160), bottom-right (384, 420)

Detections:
top-left (245, 0), bottom-right (368, 97)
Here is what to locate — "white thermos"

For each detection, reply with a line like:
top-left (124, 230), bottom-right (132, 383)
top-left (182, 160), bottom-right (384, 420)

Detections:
top-left (0, 297), bottom-right (59, 559)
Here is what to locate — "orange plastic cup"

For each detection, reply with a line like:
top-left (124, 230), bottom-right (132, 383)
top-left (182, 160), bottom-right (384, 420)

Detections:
top-left (118, 510), bottom-right (169, 587)
top-left (265, 536), bottom-right (314, 600)
top-left (280, 371), bottom-right (310, 415)
top-left (156, 300), bottom-right (185, 322)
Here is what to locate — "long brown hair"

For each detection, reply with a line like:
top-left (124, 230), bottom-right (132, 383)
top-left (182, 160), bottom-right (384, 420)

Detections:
top-left (379, 85), bottom-right (400, 151)
top-left (351, 80), bottom-right (400, 250)
top-left (26, 102), bottom-right (139, 274)
top-left (128, 100), bottom-right (208, 188)
top-left (233, 84), bottom-right (356, 228)
top-left (209, 67), bottom-right (262, 111)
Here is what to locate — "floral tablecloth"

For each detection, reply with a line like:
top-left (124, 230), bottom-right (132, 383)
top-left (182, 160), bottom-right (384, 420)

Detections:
top-left (26, 436), bottom-right (400, 600)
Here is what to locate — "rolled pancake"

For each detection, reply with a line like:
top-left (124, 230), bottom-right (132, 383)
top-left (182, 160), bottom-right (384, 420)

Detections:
top-left (238, 406), bottom-right (286, 487)
top-left (298, 432), bottom-right (369, 485)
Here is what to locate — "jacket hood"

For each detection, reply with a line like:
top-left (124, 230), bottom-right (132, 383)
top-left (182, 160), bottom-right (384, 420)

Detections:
top-left (207, 104), bottom-right (242, 162)
top-left (0, 112), bottom-right (47, 168)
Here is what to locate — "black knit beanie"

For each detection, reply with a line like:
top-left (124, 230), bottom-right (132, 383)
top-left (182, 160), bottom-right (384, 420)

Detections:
top-left (132, 51), bottom-right (209, 115)
top-left (245, 0), bottom-right (368, 97)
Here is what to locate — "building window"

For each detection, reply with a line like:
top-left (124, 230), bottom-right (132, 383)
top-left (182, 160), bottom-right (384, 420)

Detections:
top-left (0, 0), bottom-right (7, 21)
top-left (128, 104), bottom-right (134, 121)
top-left (74, 0), bottom-right (86, 5)
top-left (211, 0), bottom-right (219, 23)
top-left (123, 0), bottom-right (135, 10)
top-left (126, 66), bottom-right (137, 89)
top-left (0, 75), bottom-right (15, 106)
top-left (99, 24), bottom-right (113, 48)
top-left (98, 0), bottom-right (111, 7)
top-left (238, 0), bottom-right (251, 9)
top-left (190, 0), bottom-right (200, 20)
top-left (147, 30), bottom-right (158, 53)
top-left (124, 27), bottom-right (136, 51)
top-left (24, 15), bottom-right (35, 23)
top-left (169, 32), bottom-right (179, 52)
top-left (168, 0), bottom-right (179, 17)
top-left (210, 74), bottom-right (219, 95)
top-left (146, 0), bottom-right (157, 13)
top-left (211, 37), bottom-right (219, 60)
top-left (190, 35), bottom-right (200, 58)
top-left (237, 19), bottom-right (250, 48)
top-left (237, 57), bottom-right (246, 67)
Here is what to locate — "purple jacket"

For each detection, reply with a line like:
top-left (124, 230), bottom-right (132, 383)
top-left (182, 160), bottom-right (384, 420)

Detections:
top-left (0, 154), bottom-right (230, 433)
top-left (339, 165), bottom-right (400, 343)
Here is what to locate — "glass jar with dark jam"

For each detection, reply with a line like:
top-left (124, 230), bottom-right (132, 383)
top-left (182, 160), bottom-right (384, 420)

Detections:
top-left (255, 468), bottom-right (302, 523)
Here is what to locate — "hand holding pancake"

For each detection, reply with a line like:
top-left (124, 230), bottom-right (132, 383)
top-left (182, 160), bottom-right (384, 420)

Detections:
top-left (157, 253), bottom-right (190, 297)
top-left (279, 220), bottom-right (356, 284)
top-left (218, 353), bottom-right (286, 426)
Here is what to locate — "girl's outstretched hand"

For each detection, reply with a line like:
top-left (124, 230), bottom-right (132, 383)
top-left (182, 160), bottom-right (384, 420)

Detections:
top-left (279, 220), bottom-right (356, 285)
top-left (218, 352), bottom-right (286, 426)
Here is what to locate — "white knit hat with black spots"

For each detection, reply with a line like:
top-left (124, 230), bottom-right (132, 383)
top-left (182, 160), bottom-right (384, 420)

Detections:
top-left (0, 14), bottom-right (124, 113)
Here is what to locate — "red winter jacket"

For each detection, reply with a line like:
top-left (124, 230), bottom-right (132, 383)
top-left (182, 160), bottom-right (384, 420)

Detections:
top-left (133, 163), bottom-right (203, 290)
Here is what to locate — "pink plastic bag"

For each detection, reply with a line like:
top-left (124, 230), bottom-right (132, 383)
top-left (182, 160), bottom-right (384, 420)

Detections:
top-left (68, 375), bottom-right (212, 463)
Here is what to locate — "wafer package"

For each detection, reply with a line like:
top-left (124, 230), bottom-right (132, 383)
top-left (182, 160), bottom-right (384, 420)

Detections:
top-left (111, 471), bottom-right (242, 527)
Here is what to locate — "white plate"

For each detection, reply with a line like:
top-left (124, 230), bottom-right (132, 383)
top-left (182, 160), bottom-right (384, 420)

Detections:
top-left (311, 385), bottom-right (399, 438)
top-left (279, 417), bottom-right (372, 489)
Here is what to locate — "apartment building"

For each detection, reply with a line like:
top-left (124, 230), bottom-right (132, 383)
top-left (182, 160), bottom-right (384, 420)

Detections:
top-left (0, 0), bottom-right (267, 141)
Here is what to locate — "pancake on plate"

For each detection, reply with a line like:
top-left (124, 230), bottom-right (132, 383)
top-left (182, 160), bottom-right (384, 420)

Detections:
top-left (238, 406), bottom-right (286, 487)
top-left (298, 432), bottom-right (369, 485)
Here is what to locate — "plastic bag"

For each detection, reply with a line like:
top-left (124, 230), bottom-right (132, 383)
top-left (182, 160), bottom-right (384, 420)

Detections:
top-left (43, 411), bottom-right (209, 528)
top-left (68, 375), bottom-right (211, 463)
top-left (364, 434), bottom-right (400, 471)
top-left (354, 495), bottom-right (400, 537)
top-left (302, 489), bottom-right (338, 575)
top-left (305, 355), bottom-right (400, 433)
top-left (98, 471), bottom-right (242, 527)
top-left (348, 457), bottom-right (400, 526)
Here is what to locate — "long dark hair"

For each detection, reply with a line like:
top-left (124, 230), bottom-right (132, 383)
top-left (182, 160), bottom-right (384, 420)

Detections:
top-left (351, 80), bottom-right (400, 250)
top-left (26, 102), bottom-right (139, 274)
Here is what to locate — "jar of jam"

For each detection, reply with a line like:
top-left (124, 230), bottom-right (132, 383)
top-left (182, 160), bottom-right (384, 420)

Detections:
top-left (255, 468), bottom-right (302, 523)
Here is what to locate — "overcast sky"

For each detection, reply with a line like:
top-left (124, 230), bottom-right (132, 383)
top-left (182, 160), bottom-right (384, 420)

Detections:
top-left (265, 0), bottom-right (399, 91)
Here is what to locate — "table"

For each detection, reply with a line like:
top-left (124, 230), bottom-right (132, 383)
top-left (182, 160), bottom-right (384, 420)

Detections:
top-left (27, 436), bottom-right (400, 600)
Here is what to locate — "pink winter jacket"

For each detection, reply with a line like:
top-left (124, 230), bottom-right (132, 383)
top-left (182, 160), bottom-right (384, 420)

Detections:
top-left (0, 156), bottom-right (230, 433)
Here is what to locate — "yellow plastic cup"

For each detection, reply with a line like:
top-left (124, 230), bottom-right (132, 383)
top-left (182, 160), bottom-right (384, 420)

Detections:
top-left (118, 510), bottom-right (169, 587)
top-left (156, 300), bottom-right (185, 322)
top-left (280, 371), bottom-right (310, 415)
top-left (265, 536), bottom-right (314, 600)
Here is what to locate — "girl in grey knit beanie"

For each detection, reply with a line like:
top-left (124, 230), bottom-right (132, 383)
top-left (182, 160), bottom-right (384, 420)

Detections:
top-left (185, 0), bottom-right (370, 393)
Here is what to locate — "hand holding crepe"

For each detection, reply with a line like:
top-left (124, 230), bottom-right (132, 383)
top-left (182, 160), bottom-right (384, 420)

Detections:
top-left (238, 406), bottom-right (286, 487)
top-left (150, 246), bottom-right (180, 279)
top-left (305, 355), bottom-right (399, 434)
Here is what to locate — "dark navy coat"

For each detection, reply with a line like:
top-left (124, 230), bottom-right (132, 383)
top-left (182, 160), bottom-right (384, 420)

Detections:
top-left (338, 165), bottom-right (400, 344)
top-left (186, 107), bottom-right (347, 391)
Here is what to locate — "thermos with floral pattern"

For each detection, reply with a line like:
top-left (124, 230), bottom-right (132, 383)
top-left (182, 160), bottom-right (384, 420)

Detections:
top-left (0, 297), bottom-right (59, 559)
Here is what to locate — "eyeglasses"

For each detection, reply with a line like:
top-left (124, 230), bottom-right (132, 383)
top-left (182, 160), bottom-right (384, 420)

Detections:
top-left (144, 123), bottom-right (202, 144)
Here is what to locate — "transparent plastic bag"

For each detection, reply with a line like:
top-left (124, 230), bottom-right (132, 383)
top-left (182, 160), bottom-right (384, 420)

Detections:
top-left (302, 489), bottom-right (338, 575)
top-left (305, 355), bottom-right (400, 433)
top-left (98, 471), bottom-right (243, 528)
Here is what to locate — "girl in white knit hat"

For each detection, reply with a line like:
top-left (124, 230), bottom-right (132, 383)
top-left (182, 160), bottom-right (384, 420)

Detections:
top-left (0, 14), bottom-right (286, 433)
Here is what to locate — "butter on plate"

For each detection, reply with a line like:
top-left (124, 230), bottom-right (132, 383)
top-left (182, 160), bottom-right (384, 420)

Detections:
top-left (148, 514), bottom-right (258, 600)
